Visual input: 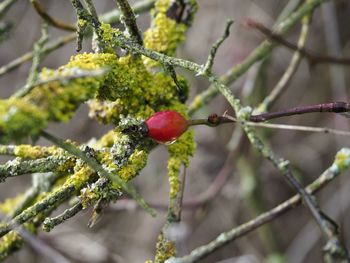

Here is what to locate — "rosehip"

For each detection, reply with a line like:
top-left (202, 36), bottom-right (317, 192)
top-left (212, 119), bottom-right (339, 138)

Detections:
top-left (144, 110), bottom-right (188, 143)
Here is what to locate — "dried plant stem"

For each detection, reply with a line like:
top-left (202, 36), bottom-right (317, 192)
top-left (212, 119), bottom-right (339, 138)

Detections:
top-left (42, 202), bottom-right (83, 232)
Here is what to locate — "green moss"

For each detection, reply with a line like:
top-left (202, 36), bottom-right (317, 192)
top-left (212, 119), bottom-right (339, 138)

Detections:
top-left (0, 98), bottom-right (47, 143)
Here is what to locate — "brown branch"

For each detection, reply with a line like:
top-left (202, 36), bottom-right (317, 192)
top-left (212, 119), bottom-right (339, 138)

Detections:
top-left (243, 19), bottom-right (350, 65)
top-left (249, 101), bottom-right (350, 122)
top-left (31, 0), bottom-right (76, 31)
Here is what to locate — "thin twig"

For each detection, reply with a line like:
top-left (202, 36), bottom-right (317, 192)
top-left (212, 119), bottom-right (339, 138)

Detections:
top-left (43, 202), bottom-right (83, 232)
top-left (0, 183), bottom-right (77, 238)
top-left (244, 18), bottom-right (350, 65)
top-left (30, 0), bottom-right (76, 31)
top-left (71, 0), bottom-right (90, 52)
top-left (249, 101), bottom-right (350, 122)
top-left (9, 173), bottom-right (60, 218)
top-left (0, 33), bottom-right (76, 77)
top-left (200, 19), bottom-right (234, 75)
top-left (83, 0), bottom-right (107, 53)
top-left (23, 22), bottom-right (49, 92)
top-left (114, 0), bottom-right (143, 45)
top-left (255, 12), bottom-right (311, 113)
top-left (0, 157), bottom-right (71, 181)
top-left (239, 121), bottom-right (350, 137)
top-left (13, 67), bottom-right (110, 98)
top-left (189, 112), bottom-right (350, 137)
top-left (165, 148), bottom-right (350, 263)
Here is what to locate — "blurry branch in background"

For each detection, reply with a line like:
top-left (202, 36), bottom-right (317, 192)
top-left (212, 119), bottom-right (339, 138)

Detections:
top-left (0, 0), bottom-right (18, 19)
top-left (255, 10), bottom-right (311, 113)
top-left (200, 19), bottom-right (234, 75)
top-left (14, 22), bottom-right (49, 97)
top-left (244, 18), bottom-right (350, 65)
top-left (187, 0), bottom-right (320, 115)
top-left (30, 0), bottom-right (76, 31)
top-left (165, 148), bottom-right (350, 263)
top-left (0, 0), bottom-right (156, 77)
top-left (5, 219), bottom-right (71, 263)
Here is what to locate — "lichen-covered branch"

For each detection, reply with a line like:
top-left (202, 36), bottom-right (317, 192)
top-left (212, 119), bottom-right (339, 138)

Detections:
top-left (15, 22), bottom-right (49, 98)
top-left (114, 0), bottom-right (143, 45)
top-left (42, 201), bottom-right (83, 232)
top-left (200, 19), bottom-right (234, 75)
top-left (41, 130), bottom-right (156, 216)
top-left (0, 156), bottom-right (72, 182)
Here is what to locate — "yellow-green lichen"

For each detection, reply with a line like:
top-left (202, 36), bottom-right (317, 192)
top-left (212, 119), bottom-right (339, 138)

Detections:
top-left (334, 148), bottom-right (350, 171)
top-left (155, 232), bottom-right (176, 263)
top-left (0, 194), bottom-right (23, 215)
top-left (93, 130), bottom-right (119, 148)
top-left (118, 149), bottom-right (148, 181)
top-left (77, 18), bottom-right (88, 28)
top-left (24, 53), bottom-right (117, 122)
top-left (167, 130), bottom-right (195, 198)
top-left (0, 231), bottom-right (23, 260)
top-left (143, 0), bottom-right (187, 68)
top-left (100, 22), bottom-right (121, 53)
top-left (64, 166), bottom-right (96, 190)
top-left (88, 54), bottom-right (186, 124)
top-left (0, 98), bottom-right (48, 143)
top-left (13, 145), bottom-right (57, 159)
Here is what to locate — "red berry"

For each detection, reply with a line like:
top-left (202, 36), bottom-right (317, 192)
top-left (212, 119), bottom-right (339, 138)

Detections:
top-left (145, 111), bottom-right (188, 143)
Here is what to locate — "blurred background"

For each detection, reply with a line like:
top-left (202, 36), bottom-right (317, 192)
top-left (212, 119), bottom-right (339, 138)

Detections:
top-left (0, 0), bottom-right (350, 262)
